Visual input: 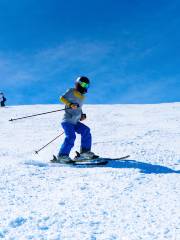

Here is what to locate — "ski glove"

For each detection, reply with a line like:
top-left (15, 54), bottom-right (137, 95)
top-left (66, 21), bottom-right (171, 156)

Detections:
top-left (80, 113), bottom-right (86, 121)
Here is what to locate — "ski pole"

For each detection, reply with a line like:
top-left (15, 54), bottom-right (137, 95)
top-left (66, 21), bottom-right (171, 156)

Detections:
top-left (9, 107), bottom-right (70, 122)
top-left (35, 132), bottom-right (64, 154)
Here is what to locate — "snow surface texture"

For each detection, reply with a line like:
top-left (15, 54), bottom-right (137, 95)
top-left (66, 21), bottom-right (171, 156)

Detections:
top-left (0, 104), bottom-right (180, 240)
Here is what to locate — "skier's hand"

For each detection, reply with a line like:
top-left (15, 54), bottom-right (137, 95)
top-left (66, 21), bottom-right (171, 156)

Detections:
top-left (70, 103), bottom-right (79, 109)
top-left (80, 113), bottom-right (86, 121)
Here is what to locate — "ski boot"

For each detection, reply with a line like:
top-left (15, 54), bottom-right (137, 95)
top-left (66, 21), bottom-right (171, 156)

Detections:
top-left (74, 151), bottom-right (99, 162)
top-left (51, 155), bottom-right (74, 164)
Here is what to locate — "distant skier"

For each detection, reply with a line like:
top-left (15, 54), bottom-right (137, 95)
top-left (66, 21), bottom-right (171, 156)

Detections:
top-left (56, 76), bottom-right (98, 163)
top-left (0, 92), bottom-right (6, 107)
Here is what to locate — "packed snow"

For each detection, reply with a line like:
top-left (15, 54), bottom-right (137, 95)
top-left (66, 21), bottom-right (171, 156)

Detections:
top-left (0, 103), bottom-right (180, 240)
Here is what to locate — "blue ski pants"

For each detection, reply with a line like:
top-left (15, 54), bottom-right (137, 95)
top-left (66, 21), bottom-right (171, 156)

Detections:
top-left (59, 122), bottom-right (92, 156)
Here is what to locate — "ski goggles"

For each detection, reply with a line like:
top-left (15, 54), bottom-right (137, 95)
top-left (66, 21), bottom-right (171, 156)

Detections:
top-left (79, 81), bottom-right (89, 89)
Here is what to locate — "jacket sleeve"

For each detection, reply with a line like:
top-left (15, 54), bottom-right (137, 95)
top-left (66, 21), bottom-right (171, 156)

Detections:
top-left (60, 96), bottom-right (71, 106)
top-left (59, 89), bottom-right (71, 107)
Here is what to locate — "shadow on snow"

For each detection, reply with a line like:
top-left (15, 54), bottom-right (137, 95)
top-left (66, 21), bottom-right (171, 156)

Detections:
top-left (75, 159), bottom-right (180, 174)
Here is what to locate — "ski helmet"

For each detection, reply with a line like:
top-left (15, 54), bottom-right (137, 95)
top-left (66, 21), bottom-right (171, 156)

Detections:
top-left (75, 76), bottom-right (90, 94)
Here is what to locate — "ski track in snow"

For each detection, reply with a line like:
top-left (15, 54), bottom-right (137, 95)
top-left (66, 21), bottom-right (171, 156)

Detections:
top-left (0, 104), bottom-right (180, 240)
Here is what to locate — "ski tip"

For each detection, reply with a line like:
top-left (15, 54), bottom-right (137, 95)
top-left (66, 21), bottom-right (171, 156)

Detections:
top-left (119, 155), bottom-right (130, 159)
top-left (35, 151), bottom-right (39, 154)
top-left (9, 119), bottom-right (13, 122)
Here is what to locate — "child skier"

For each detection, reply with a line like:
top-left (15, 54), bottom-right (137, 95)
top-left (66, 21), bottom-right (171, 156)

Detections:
top-left (56, 76), bottom-right (98, 163)
top-left (0, 92), bottom-right (6, 107)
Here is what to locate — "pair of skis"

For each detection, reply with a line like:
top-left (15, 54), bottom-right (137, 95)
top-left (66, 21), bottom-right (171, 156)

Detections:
top-left (51, 153), bottom-right (130, 166)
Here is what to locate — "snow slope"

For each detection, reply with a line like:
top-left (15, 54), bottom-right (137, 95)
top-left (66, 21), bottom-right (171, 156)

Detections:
top-left (0, 104), bottom-right (180, 240)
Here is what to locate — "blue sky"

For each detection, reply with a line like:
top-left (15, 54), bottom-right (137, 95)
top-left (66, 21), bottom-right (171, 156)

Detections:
top-left (0, 0), bottom-right (180, 105)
